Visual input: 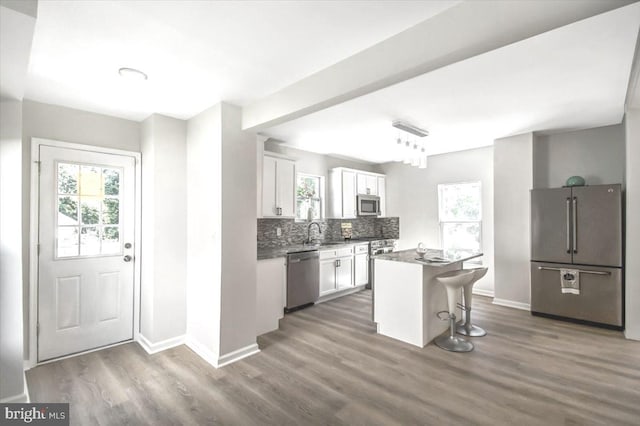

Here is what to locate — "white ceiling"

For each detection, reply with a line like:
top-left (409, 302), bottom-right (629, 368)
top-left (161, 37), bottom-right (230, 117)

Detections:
top-left (262, 3), bottom-right (640, 163)
top-left (25, 0), bottom-right (458, 121)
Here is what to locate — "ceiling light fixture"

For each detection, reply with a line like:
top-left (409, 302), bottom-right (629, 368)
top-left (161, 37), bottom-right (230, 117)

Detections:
top-left (393, 120), bottom-right (429, 169)
top-left (392, 120), bottom-right (429, 137)
top-left (118, 67), bottom-right (148, 81)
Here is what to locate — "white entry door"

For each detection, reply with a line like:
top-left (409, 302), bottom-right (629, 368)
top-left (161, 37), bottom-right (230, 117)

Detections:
top-left (38, 145), bottom-right (136, 361)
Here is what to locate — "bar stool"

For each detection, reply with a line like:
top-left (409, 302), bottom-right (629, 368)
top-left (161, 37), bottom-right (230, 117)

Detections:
top-left (456, 267), bottom-right (489, 337)
top-left (434, 269), bottom-right (476, 352)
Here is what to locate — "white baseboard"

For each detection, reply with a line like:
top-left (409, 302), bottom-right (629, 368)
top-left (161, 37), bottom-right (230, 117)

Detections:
top-left (0, 374), bottom-right (30, 403)
top-left (472, 288), bottom-right (495, 298)
top-left (217, 343), bottom-right (260, 368)
top-left (493, 298), bottom-right (530, 311)
top-left (138, 334), bottom-right (185, 355)
top-left (624, 329), bottom-right (640, 341)
top-left (316, 285), bottom-right (366, 304)
top-left (185, 336), bottom-right (219, 367)
top-left (185, 337), bottom-right (260, 368)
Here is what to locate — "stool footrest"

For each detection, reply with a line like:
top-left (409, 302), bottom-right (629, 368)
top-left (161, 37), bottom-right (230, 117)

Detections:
top-left (436, 310), bottom-right (452, 321)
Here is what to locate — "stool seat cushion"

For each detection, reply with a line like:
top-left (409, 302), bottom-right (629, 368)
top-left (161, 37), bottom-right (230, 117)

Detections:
top-left (469, 267), bottom-right (488, 282)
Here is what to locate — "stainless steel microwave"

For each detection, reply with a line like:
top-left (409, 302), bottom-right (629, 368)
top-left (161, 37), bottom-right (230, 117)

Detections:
top-left (357, 194), bottom-right (381, 216)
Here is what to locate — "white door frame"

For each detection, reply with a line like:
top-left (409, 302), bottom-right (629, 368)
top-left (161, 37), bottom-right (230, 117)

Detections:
top-left (27, 137), bottom-right (142, 368)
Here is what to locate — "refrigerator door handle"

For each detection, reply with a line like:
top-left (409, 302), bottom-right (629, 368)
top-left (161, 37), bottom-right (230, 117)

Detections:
top-left (572, 197), bottom-right (578, 254)
top-left (566, 198), bottom-right (571, 253)
top-left (537, 266), bottom-right (610, 276)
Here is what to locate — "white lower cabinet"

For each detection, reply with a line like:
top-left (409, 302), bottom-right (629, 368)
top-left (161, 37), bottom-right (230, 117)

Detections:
top-left (319, 247), bottom-right (354, 296)
top-left (320, 258), bottom-right (337, 296)
top-left (256, 257), bottom-right (286, 336)
top-left (354, 253), bottom-right (369, 286)
top-left (336, 257), bottom-right (353, 290)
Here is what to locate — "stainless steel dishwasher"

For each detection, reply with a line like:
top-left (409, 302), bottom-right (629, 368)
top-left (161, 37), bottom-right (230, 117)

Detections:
top-left (286, 250), bottom-right (319, 313)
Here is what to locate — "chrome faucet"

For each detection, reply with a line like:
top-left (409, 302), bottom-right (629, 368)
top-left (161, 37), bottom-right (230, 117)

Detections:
top-left (305, 222), bottom-right (322, 245)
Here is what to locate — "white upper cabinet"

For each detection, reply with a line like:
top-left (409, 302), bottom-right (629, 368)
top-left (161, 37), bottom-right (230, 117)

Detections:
top-left (330, 168), bottom-right (357, 218)
top-left (377, 176), bottom-right (386, 217)
top-left (357, 173), bottom-right (378, 195)
top-left (262, 154), bottom-right (296, 218)
top-left (329, 167), bottom-right (386, 218)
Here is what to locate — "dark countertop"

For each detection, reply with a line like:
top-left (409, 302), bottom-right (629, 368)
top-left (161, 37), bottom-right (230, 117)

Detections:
top-left (257, 240), bottom-right (373, 260)
top-left (373, 248), bottom-right (483, 266)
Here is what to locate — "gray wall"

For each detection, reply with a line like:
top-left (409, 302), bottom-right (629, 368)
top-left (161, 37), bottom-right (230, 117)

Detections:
top-left (493, 133), bottom-right (533, 307)
top-left (186, 102), bottom-right (258, 363)
top-left (220, 103), bottom-right (257, 355)
top-left (533, 124), bottom-right (625, 188)
top-left (21, 100), bottom-right (140, 357)
top-left (625, 108), bottom-right (640, 341)
top-left (1, 99), bottom-right (26, 401)
top-left (140, 114), bottom-right (187, 343)
top-left (380, 146), bottom-right (495, 295)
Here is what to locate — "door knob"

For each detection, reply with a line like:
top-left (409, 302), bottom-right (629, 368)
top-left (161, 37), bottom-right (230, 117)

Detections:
top-left (123, 255), bottom-right (132, 262)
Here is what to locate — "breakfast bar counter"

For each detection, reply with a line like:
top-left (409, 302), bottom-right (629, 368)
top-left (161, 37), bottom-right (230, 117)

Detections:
top-left (373, 248), bottom-right (482, 347)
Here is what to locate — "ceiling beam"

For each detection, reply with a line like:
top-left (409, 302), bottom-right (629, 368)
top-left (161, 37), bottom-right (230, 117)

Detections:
top-left (242, 0), bottom-right (635, 131)
top-left (0, 0), bottom-right (38, 101)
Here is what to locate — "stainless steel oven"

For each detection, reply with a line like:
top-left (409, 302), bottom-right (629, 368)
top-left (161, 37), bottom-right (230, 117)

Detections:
top-left (357, 194), bottom-right (381, 217)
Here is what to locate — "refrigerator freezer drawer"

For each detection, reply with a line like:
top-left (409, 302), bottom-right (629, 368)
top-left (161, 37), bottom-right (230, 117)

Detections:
top-left (530, 262), bottom-right (623, 327)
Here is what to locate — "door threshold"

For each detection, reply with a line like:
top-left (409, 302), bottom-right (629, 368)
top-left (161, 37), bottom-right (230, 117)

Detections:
top-left (34, 338), bottom-right (133, 367)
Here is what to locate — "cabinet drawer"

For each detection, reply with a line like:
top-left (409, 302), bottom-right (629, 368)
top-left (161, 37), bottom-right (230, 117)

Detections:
top-left (319, 249), bottom-right (337, 260)
top-left (355, 244), bottom-right (368, 254)
top-left (336, 247), bottom-right (353, 257)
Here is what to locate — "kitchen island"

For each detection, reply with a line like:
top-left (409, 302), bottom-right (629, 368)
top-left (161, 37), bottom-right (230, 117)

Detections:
top-left (373, 248), bottom-right (482, 347)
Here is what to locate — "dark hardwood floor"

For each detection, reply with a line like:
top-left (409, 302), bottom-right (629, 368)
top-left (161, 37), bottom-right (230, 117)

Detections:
top-left (27, 290), bottom-right (640, 425)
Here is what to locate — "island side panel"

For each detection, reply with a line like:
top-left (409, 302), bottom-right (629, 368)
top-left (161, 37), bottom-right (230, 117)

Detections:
top-left (374, 259), bottom-right (425, 347)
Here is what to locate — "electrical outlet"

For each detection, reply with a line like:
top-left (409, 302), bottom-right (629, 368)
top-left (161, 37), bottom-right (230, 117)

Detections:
top-left (276, 227), bottom-right (282, 237)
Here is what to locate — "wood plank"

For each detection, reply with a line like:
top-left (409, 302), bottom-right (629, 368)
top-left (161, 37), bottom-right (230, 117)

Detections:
top-left (26, 290), bottom-right (640, 425)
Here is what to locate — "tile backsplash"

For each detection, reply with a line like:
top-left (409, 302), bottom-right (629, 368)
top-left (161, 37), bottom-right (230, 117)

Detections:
top-left (257, 217), bottom-right (399, 249)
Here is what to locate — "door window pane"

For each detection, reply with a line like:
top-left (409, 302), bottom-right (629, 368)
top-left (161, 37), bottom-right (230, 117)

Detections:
top-left (57, 163), bottom-right (78, 194)
top-left (80, 165), bottom-right (102, 197)
top-left (81, 197), bottom-right (100, 225)
top-left (58, 196), bottom-right (78, 225)
top-left (80, 226), bottom-right (100, 256)
top-left (57, 227), bottom-right (79, 257)
top-left (102, 199), bottom-right (119, 224)
top-left (103, 168), bottom-right (120, 196)
top-left (102, 226), bottom-right (120, 254)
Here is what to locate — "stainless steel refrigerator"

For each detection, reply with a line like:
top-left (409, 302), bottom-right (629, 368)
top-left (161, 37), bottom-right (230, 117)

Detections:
top-left (530, 184), bottom-right (623, 329)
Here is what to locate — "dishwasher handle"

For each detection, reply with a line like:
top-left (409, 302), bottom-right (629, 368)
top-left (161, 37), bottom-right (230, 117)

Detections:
top-left (288, 252), bottom-right (319, 263)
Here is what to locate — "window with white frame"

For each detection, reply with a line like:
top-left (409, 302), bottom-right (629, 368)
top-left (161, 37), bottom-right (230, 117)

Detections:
top-left (438, 181), bottom-right (482, 260)
top-left (296, 173), bottom-right (324, 221)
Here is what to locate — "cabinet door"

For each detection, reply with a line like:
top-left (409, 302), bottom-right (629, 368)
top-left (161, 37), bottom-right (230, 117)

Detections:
top-left (357, 173), bottom-right (368, 195)
top-left (262, 156), bottom-right (278, 217)
top-left (336, 257), bottom-right (354, 290)
top-left (354, 253), bottom-right (369, 286)
top-left (366, 175), bottom-right (378, 195)
top-left (342, 171), bottom-right (356, 218)
top-left (277, 159), bottom-right (296, 217)
top-left (319, 259), bottom-right (337, 296)
top-left (377, 176), bottom-right (386, 217)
